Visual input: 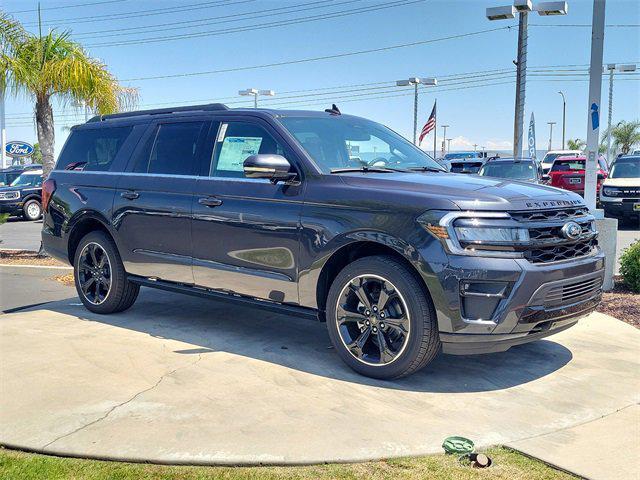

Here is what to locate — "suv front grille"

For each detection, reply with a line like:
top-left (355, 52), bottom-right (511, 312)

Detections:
top-left (510, 207), bottom-right (589, 222)
top-left (525, 238), bottom-right (597, 264)
top-left (0, 191), bottom-right (19, 200)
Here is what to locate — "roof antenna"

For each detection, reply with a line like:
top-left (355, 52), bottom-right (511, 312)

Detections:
top-left (325, 104), bottom-right (341, 115)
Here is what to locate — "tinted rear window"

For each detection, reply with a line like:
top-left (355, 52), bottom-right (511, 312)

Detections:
top-left (56, 126), bottom-right (133, 171)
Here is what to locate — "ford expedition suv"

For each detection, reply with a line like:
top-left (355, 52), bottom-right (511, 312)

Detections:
top-left (41, 104), bottom-right (604, 379)
top-left (0, 169), bottom-right (44, 220)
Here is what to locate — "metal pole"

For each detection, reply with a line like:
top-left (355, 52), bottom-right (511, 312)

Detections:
top-left (584, 0), bottom-right (606, 213)
top-left (254, 94), bottom-right (258, 109)
top-left (559, 91), bottom-right (566, 149)
top-left (413, 82), bottom-right (419, 145)
top-left (547, 122), bottom-right (555, 151)
top-left (513, 11), bottom-right (528, 159)
top-left (433, 99), bottom-right (437, 159)
top-left (606, 66), bottom-right (614, 162)
top-left (0, 90), bottom-right (6, 169)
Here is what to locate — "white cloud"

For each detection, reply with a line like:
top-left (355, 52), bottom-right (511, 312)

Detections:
top-left (485, 139), bottom-right (513, 150)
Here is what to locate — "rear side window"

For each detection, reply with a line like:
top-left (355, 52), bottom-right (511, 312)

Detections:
top-left (56, 126), bottom-right (133, 171)
top-left (133, 122), bottom-right (205, 176)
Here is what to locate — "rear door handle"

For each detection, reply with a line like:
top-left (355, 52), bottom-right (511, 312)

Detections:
top-left (198, 196), bottom-right (223, 208)
top-left (121, 191), bottom-right (139, 200)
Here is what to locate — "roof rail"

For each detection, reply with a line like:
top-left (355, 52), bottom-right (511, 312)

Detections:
top-left (87, 103), bottom-right (229, 122)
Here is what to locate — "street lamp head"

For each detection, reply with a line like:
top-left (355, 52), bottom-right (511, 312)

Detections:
top-left (618, 64), bottom-right (637, 72)
top-left (420, 77), bottom-right (437, 86)
top-left (258, 90), bottom-right (275, 96)
top-left (486, 5), bottom-right (516, 20)
top-left (514, 0), bottom-right (533, 12)
top-left (536, 1), bottom-right (568, 16)
top-left (396, 80), bottom-right (411, 87)
top-left (239, 88), bottom-right (258, 96)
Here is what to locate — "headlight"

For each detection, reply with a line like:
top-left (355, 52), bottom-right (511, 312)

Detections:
top-left (602, 187), bottom-right (619, 197)
top-left (454, 226), bottom-right (529, 243)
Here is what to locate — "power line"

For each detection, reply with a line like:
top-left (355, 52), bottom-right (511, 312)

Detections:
top-left (121, 26), bottom-right (514, 82)
top-left (71, 0), bottom-right (345, 39)
top-left (21, 0), bottom-right (247, 27)
top-left (7, 0), bottom-right (128, 15)
top-left (86, 0), bottom-right (426, 48)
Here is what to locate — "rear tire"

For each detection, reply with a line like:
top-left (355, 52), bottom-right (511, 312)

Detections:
top-left (325, 255), bottom-right (440, 379)
top-left (73, 231), bottom-right (139, 314)
top-left (22, 199), bottom-right (41, 221)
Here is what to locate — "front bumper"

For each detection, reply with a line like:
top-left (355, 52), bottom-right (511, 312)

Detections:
top-left (0, 201), bottom-right (22, 215)
top-left (423, 248), bottom-right (605, 355)
top-left (602, 198), bottom-right (640, 219)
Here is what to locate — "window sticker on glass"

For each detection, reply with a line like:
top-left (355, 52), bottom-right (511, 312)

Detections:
top-left (217, 136), bottom-right (263, 172)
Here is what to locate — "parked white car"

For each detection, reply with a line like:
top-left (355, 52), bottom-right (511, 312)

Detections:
top-left (541, 150), bottom-right (582, 174)
top-left (600, 155), bottom-right (640, 224)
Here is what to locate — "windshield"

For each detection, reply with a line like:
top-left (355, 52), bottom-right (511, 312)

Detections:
top-left (10, 173), bottom-right (42, 187)
top-left (444, 152), bottom-right (480, 160)
top-left (479, 161), bottom-right (536, 180)
top-left (278, 116), bottom-right (444, 173)
top-left (609, 159), bottom-right (639, 178)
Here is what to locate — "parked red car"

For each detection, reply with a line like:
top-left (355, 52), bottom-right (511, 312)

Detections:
top-left (544, 155), bottom-right (609, 197)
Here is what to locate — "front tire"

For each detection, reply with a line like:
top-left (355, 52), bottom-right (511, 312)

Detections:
top-left (325, 255), bottom-right (440, 379)
top-left (22, 199), bottom-right (42, 221)
top-left (73, 231), bottom-right (139, 314)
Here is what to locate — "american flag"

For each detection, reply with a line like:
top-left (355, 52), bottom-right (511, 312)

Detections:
top-left (419, 101), bottom-right (436, 144)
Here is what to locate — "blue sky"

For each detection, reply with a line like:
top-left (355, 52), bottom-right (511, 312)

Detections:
top-left (3, 0), bottom-right (639, 157)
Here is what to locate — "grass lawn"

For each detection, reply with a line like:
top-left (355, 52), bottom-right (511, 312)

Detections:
top-left (0, 447), bottom-right (575, 480)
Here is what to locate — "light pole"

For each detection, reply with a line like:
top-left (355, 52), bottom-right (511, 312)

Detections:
top-left (473, 144), bottom-right (478, 151)
top-left (583, 0), bottom-right (605, 213)
top-left (396, 77), bottom-right (437, 145)
top-left (441, 124), bottom-right (449, 155)
top-left (446, 138), bottom-right (452, 153)
top-left (547, 121), bottom-right (556, 150)
top-left (239, 88), bottom-right (276, 108)
top-left (558, 91), bottom-right (566, 149)
top-left (605, 64), bottom-right (637, 162)
top-left (487, 1), bottom-right (568, 159)
top-left (0, 90), bottom-right (6, 169)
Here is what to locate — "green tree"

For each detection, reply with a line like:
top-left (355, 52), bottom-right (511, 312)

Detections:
top-left (566, 138), bottom-right (585, 151)
top-left (31, 143), bottom-right (42, 164)
top-left (610, 120), bottom-right (640, 155)
top-left (0, 11), bottom-right (137, 177)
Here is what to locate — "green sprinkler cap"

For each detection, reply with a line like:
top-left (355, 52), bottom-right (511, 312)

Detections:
top-left (442, 436), bottom-right (475, 455)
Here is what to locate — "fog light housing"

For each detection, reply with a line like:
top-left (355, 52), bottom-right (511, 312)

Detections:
top-left (460, 281), bottom-right (509, 322)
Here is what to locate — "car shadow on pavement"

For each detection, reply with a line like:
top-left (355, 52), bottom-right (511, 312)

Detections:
top-left (42, 287), bottom-right (572, 394)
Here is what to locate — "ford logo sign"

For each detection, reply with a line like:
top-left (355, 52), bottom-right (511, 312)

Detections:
top-left (561, 221), bottom-right (582, 240)
top-left (5, 141), bottom-right (34, 158)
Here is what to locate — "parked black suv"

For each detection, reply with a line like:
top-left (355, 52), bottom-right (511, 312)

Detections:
top-left (0, 168), bottom-right (44, 220)
top-left (42, 104), bottom-right (604, 379)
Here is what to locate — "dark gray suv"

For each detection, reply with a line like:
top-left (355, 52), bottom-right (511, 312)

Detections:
top-left (41, 104), bottom-right (604, 379)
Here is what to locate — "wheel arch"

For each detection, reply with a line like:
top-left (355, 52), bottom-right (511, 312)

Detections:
top-left (66, 211), bottom-right (116, 264)
top-left (313, 236), bottom-right (434, 322)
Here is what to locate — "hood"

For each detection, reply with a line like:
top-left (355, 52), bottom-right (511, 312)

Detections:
top-left (604, 177), bottom-right (639, 187)
top-left (338, 171), bottom-right (584, 211)
top-left (0, 185), bottom-right (21, 193)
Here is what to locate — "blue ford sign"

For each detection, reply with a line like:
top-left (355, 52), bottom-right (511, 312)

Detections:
top-left (5, 141), bottom-right (34, 158)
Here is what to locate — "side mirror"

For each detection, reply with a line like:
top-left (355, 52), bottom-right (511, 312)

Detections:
top-left (243, 154), bottom-right (296, 183)
top-left (541, 174), bottom-right (551, 183)
top-left (597, 173), bottom-right (606, 180)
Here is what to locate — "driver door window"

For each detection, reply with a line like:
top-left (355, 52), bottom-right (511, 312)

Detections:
top-left (211, 122), bottom-right (285, 178)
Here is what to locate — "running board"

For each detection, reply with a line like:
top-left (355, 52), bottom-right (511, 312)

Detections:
top-left (128, 276), bottom-right (319, 321)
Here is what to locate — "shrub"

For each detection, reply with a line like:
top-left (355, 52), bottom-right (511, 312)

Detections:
top-left (620, 240), bottom-right (640, 293)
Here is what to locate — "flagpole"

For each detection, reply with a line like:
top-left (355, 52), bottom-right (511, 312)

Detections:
top-left (433, 99), bottom-right (437, 159)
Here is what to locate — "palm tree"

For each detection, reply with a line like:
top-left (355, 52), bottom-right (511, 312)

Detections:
top-left (609, 120), bottom-right (640, 155)
top-left (566, 138), bottom-right (585, 151)
top-left (1, 12), bottom-right (136, 176)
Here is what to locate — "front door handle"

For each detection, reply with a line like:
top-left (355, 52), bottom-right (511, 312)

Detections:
top-left (121, 191), bottom-right (139, 200)
top-left (198, 196), bottom-right (223, 208)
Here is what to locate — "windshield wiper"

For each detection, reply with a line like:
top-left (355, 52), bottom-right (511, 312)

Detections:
top-left (408, 166), bottom-right (446, 173)
top-left (330, 166), bottom-right (398, 174)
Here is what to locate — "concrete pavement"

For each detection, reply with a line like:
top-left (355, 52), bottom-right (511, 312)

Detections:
top-left (0, 287), bottom-right (638, 471)
top-left (508, 405), bottom-right (640, 480)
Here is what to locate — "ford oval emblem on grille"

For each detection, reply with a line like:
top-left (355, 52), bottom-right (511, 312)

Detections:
top-left (561, 221), bottom-right (582, 240)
